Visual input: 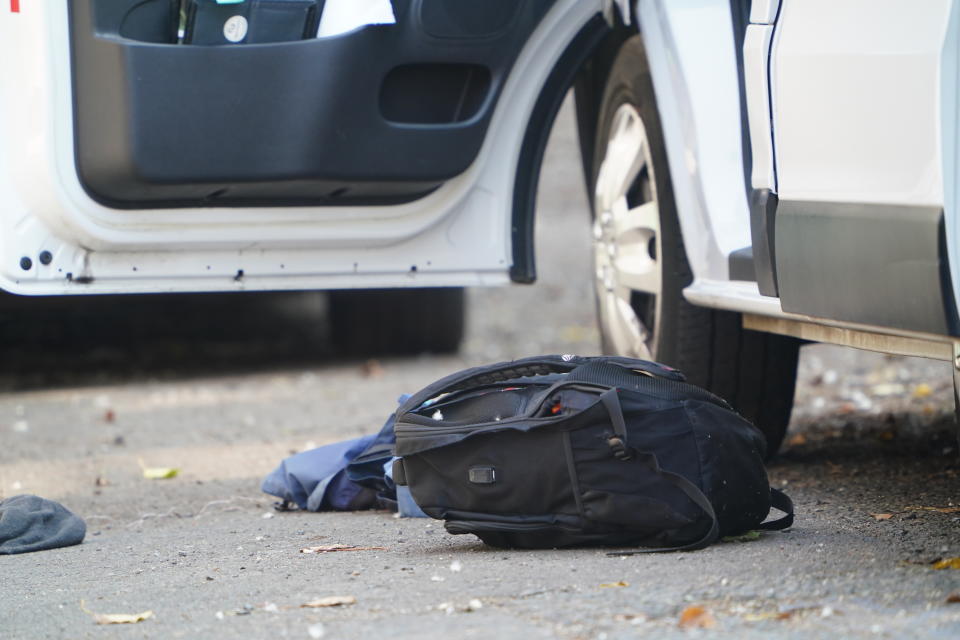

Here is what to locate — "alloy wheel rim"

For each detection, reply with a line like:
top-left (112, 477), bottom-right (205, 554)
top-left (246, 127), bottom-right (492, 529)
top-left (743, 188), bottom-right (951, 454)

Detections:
top-left (592, 103), bottom-right (662, 360)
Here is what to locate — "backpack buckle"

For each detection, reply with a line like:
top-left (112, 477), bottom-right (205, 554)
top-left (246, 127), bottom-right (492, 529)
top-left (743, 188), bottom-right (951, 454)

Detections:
top-left (607, 436), bottom-right (632, 461)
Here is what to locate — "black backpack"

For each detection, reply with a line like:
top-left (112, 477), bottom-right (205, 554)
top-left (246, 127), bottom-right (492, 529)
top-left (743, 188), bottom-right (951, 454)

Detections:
top-left (392, 355), bottom-right (793, 552)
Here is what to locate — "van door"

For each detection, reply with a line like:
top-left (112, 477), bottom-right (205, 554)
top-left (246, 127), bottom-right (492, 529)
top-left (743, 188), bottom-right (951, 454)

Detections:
top-left (0, 0), bottom-right (612, 296)
top-left (766, 0), bottom-right (959, 337)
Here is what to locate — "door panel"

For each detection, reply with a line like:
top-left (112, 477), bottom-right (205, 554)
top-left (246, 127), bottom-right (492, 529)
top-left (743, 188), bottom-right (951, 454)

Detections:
top-left (70, 0), bottom-right (558, 208)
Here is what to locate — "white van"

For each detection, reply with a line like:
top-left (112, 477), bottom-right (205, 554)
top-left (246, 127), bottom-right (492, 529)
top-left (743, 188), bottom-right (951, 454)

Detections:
top-left (2, 0), bottom-right (958, 454)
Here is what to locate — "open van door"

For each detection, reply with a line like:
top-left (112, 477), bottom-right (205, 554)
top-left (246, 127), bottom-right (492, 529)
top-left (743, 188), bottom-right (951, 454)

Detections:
top-left (0, 0), bottom-right (612, 299)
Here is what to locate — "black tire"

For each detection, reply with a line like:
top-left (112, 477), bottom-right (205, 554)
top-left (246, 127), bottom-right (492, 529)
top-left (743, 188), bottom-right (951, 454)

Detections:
top-left (328, 288), bottom-right (465, 356)
top-left (590, 36), bottom-right (799, 457)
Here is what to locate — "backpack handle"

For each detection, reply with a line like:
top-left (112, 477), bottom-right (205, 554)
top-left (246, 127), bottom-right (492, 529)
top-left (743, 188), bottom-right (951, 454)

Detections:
top-left (396, 355), bottom-right (684, 418)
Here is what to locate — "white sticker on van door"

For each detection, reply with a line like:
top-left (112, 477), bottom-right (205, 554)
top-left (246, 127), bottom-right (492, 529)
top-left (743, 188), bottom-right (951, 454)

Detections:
top-left (316, 0), bottom-right (396, 38)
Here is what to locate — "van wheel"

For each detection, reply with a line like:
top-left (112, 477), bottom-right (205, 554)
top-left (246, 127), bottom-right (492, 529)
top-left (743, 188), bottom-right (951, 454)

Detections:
top-left (328, 288), bottom-right (465, 356)
top-left (589, 36), bottom-right (799, 457)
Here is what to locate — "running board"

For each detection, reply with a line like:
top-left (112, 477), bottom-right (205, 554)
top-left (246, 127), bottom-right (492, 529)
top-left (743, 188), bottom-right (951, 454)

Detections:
top-left (743, 314), bottom-right (960, 447)
top-left (742, 314), bottom-right (954, 362)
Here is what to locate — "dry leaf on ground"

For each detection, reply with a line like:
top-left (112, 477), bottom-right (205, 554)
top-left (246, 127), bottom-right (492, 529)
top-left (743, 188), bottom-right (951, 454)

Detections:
top-left (678, 605), bottom-right (717, 629)
top-left (912, 383), bottom-right (934, 399)
top-left (81, 601), bottom-right (153, 625)
top-left (300, 545), bottom-right (388, 554)
top-left (302, 596), bottom-right (357, 608)
top-left (142, 467), bottom-right (178, 479)
top-left (599, 581), bottom-right (629, 588)
top-left (906, 506), bottom-right (960, 514)
top-left (933, 557), bottom-right (960, 570)
top-left (93, 611), bottom-right (153, 625)
top-left (870, 513), bottom-right (893, 521)
top-left (743, 610), bottom-right (793, 622)
top-left (837, 403), bottom-right (856, 415)
top-left (871, 383), bottom-right (906, 396)
top-left (946, 593), bottom-right (960, 603)
top-left (138, 458), bottom-right (178, 479)
top-left (613, 613), bottom-right (648, 623)
top-left (787, 433), bottom-right (807, 447)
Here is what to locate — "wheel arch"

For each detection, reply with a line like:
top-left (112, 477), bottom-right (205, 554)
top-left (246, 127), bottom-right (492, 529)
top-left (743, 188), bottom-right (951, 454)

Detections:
top-left (565, 1), bottom-right (756, 288)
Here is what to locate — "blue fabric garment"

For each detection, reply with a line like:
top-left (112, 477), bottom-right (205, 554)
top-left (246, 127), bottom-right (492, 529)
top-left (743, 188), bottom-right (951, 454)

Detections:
top-left (261, 435), bottom-right (377, 511)
top-left (261, 394), bottom-right (426, 516)
top-left (386, 461), bottom-right (427, 518)
top-left (345, 404), bottom-right (405, 490)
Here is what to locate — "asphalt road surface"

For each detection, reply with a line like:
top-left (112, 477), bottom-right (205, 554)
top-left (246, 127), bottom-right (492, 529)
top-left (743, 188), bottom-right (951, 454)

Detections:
top-left (1, 99), bottom-right (959, 639)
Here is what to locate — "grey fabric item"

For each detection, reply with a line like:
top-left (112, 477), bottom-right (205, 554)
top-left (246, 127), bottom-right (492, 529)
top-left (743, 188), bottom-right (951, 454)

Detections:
top-left (0, 495), bottom-right (86, 555)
